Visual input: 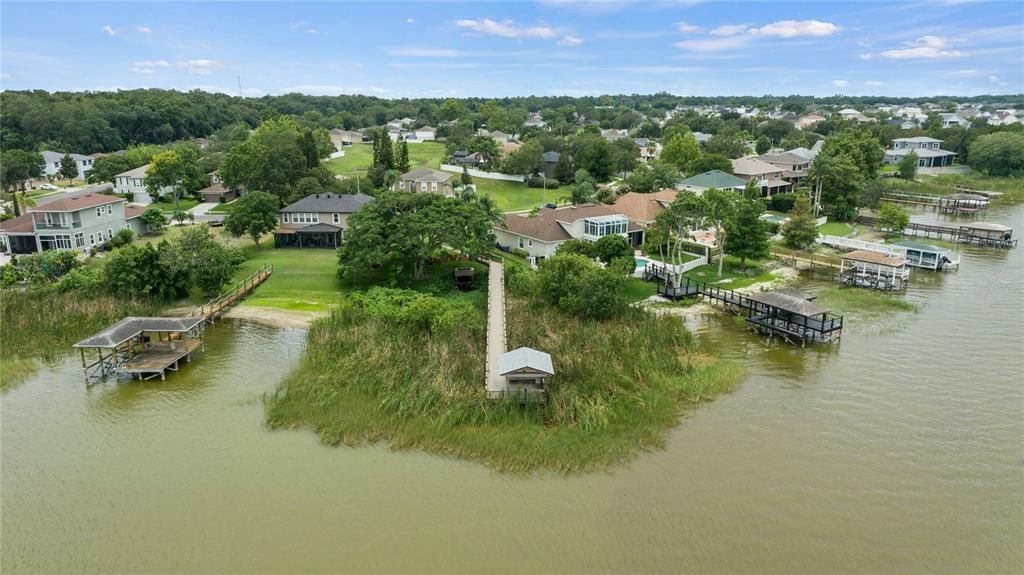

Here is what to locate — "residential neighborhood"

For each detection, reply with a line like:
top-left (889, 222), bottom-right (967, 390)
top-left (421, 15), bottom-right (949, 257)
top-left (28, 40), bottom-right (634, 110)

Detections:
top-left (1, 1), bottom-right (1022, 573)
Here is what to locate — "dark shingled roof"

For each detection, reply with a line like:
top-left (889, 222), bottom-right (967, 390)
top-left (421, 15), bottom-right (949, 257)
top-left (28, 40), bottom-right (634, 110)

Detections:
top-left (747, 291), bottom-right (831, 317)
top-left (74, 317), bottom-right (204, 348)
top-left (295, 223), bottom-right (342, 233)
top-left (280, 193), bottom-right (374, 214)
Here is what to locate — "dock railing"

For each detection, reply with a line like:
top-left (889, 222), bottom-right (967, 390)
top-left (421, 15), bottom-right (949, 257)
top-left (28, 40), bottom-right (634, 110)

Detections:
top-left (191, 263), bottom-right (274, 322)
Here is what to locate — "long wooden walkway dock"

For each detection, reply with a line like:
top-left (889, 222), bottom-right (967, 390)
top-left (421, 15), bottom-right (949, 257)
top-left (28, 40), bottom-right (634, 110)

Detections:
top-left (655, 276), bottom-right (843, 345)
top-left (190, 264), bottom-right (273, 323)
top-left (857, 216), bottom-right (1017, 247)
top-left (770, 247), bottom-right (843, 270)
top-left (484, 258), bottom-right (508, 398)
top-left (880, 192), bottom-right (988, 215)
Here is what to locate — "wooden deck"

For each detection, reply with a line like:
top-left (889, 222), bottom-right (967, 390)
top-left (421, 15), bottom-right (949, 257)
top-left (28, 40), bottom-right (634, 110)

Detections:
top-left (770, 247), bottom-right (843, 270)
top-left (119, 339), bottom-right (203, 380)
top-left (190, 264), bottom-right (273, 322)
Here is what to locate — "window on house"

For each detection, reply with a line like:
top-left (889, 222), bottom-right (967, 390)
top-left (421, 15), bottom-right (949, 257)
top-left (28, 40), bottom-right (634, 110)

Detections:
top-left (399, 181), bottom-right (405, 189)
top-left (74, 233), bottom-right (84, 248)
top-left (89, 234), bottom-right (95, 245)
top-left (420, 182), bottom-right (427, 192)
top-left (107, 205), bottom-right (113, 215)
top-left (283, 213), bottom-right (290, 223)
top-left (431, 182), bottom-right (438, 192)
top-left (332, 213), bottom-right (340, 224)
top-left (584, 215), bottom-right (629, 238)
top-left (518, 237), bottom-right (524, 249)
top-left (96, 207), bottom-right (103, 217)
top-left (108, 229), bottom-right (113, 240)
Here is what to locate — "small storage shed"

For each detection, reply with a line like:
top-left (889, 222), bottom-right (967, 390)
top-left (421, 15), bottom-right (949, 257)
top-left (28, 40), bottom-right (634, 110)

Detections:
top-left (498, 347), bottom-right (554, 398)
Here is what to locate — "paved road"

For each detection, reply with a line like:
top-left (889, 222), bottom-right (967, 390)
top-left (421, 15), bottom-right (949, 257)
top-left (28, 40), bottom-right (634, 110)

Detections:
top-left (34, 183), bottom-right (113, 206)
top-left (187, 202), bottom-right (225, 223)
top-left (485, 260), bottom-right (508, 395)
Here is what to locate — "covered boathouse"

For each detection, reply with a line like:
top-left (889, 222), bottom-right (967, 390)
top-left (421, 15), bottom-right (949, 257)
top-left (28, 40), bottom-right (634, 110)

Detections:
top-left (891, 240), bottom-right (959, 271)
top-left (73, 316), bottom-right (205, 383)
top-left (839, 250), bottom-right (909, 291)
top-left (745, 289), bottom-right (844, 346)
top-left (957, 222), bottom-right (1017, 247)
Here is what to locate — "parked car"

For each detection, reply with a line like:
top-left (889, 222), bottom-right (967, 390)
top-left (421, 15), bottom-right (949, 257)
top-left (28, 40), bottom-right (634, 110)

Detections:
top-left (208, 219), bottom-right (224, 227)
top-left (39, 184), bottom-right (58, 190)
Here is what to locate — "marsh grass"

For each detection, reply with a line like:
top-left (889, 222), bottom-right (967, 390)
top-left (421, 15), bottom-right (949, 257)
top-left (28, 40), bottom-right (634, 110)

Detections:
top-left (0, 288), bottom-right (157, 362)
top-left (265, 296), bottom-right (744, 472)
top-left (0, 357), bottom-right (40, 392)
top-left (885, 174), bottom-right (1024, 203)
top-left (815, 287), bottom-right (919, 318)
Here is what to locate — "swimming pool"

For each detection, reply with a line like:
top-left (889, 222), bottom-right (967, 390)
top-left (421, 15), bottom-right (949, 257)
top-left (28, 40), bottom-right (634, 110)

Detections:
top-left (635, 257), bottom-right (649, 269)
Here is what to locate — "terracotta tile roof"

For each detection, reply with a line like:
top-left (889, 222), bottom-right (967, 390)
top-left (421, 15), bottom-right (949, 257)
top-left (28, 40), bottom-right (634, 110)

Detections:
top-left (612, 190), bottom-right (677, 223)
top-left (0, 213), bottom-right (35, 234)
top-left (31, 193), bottom-right (124, 212)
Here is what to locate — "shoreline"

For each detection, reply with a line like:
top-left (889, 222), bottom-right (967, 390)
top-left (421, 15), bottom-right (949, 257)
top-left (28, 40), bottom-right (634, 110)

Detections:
top-left (222, 305), bottom-right (326, 329)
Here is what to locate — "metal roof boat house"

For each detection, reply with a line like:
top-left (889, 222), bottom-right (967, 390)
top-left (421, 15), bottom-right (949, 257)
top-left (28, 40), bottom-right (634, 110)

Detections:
top-left (73, 317), bottom-right (206, 383)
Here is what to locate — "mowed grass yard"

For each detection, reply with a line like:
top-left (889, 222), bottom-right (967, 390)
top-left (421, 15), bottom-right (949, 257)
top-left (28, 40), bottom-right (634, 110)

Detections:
top-left (325, 142), bottom-right (447, 176)
top-left (232, 238), bottom-right (342, 311)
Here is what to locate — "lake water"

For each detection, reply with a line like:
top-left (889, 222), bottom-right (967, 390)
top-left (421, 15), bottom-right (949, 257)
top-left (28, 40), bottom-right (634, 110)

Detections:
top-left (2, 204), bottom-right (1022, 573)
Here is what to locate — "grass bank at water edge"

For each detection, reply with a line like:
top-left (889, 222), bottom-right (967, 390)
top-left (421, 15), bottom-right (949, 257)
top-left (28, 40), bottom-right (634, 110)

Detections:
top-left (265, 296), bottom-right (744, 473)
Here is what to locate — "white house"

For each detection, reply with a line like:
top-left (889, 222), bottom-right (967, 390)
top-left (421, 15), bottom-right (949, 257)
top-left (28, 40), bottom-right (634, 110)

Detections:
top-left (939, 113), bottom-right (970, 128)
top-left (414, 126), bottom-right (437, 141)
top-left (41, 151), bottom-right (94, 180)
top-left (494, 204), bottom-right (643, 261)
top-left (884, 137), bottom-right (958, 168)
top-left (113, 164), bottom-right (173, 205)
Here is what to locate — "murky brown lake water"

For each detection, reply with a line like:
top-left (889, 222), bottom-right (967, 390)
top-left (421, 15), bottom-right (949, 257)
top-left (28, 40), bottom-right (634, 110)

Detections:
top-left (2, 204), bottom-right (1022, 574)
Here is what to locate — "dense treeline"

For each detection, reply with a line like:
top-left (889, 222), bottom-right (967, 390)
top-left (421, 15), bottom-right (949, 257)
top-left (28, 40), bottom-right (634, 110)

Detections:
top-left (2, 88), bottom-right (1021, 154)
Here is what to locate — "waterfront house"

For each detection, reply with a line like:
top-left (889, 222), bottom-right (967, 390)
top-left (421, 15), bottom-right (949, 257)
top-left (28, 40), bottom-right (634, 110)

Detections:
top-left (394, 167), bottom-right (456, 196)
top-left (273, 192), bottom-right (373, 248)
top-left (758, 151), bottom-right (812, 184)
top-left (494, 204), bottom-right (643, 261)
top-left (883, 137), bottom-right (957, 168)
top-left (113, 164), bottom-right (174, 205)
top-left (676, 170), bottom-right (747, 195)
top-left (0, 194), bottom-right (131, 254)
top-left (731, 157), bottom-right (793, 196)
top-left (612, 190), bottom-right (677, 227)
top-left (42, 151), bottom-right (95, 181)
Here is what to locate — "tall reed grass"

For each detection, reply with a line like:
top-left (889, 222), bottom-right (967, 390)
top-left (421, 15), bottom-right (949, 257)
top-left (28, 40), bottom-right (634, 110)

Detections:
top-left (266, 295), bottom-right (744, 472)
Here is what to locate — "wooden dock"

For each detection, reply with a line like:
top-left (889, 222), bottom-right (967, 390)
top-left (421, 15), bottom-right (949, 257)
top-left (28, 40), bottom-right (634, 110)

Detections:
top-left (770, 247), bottom-right (843, 270)
top-left (190, 264), bottom-right (273, 323)
top-left (880, 192), bottom-right (988, 215)
top-left (654, 276), bottom-right (843, 345)
top-left (857, 216), bottom-right (1017, 247)
top-left (120, 339), bottom-right (203, 380)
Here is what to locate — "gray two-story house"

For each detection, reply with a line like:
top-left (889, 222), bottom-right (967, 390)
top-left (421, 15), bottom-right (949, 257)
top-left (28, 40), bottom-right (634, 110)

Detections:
top-left (273, 192), bottom-right (374, 248)
top-left (0, 194), bottom-right (132, 254)
top-left (883, 137), bottom-right (957, 168)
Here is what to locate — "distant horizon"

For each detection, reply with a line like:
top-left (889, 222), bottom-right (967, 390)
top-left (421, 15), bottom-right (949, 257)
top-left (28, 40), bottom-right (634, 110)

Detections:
top-left (2, 87), bottom-right (1022, 102)
top-left (2, 1), bottom-right (1022, 98)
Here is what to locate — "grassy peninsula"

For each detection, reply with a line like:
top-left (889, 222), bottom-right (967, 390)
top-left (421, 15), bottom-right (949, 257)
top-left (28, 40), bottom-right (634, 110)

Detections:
top-left (265, 276), bottom-right (743, 473)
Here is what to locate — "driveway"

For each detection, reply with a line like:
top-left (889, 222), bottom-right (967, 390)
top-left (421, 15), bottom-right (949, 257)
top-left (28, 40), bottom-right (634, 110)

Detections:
top-left (188, 202), bottom-right (225, 223)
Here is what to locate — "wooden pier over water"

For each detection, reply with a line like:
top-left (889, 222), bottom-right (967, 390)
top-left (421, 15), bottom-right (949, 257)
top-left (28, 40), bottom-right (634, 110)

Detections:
top-left (857, 216), bottom-right (1018, 248)
top-left (654, 276), bottom-right (843, 346)
top-left (73, 264), bottom-right (274, 383)
top-left (880, 192), bottom-right (989, 215)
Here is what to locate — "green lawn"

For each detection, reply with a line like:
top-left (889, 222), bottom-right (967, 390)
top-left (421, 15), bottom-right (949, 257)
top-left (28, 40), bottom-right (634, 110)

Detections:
top-left (325, 142), bottom-right (447, 176)
top-left (623, 277), bottom-right (658, 302)
top-left (207, 200), bottom-right (236, 214)
top-left (818, 221), bottom-right (854, 237)
top-left (647, 251), bottom-right (701, 266)
top-left (683, 256), bottom-right (775, 289)
top-left (476, 178), bottom-right (563, 212)
top-left (151, 198), bottom-right (200, 213)
top-left (231, 238), bottom-right (343, 311)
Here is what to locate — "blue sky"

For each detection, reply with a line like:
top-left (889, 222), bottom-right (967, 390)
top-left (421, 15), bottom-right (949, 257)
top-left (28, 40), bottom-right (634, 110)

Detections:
top-left (2, 1), bottom-right (1022, 98)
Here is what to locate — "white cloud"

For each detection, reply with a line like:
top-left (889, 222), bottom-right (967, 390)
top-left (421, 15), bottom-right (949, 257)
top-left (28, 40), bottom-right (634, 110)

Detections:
top-left (754, 20), bottom-right (840, 38)
top-left (136, 26), bottom-right (151, 33)
top-left (942, 69), bottom-right (985, 79)
top-left (387, 46), bottom-right (462, 57)
top-left (558, 34), bottom-right (584, 46)
top-left (864, 80), bottom-right (885, 87)
top-left (129, 60), bottom-right (170, 74)
top-left (677, 19), bottom-right (840, 52)
top-left (675, 21), bottom-right (702, 34)
top-left (455, 18), bottom-right (556, 40)
top-left (178, 59), bottom-right (223, 75)
top-left (101, 25), bottom-right (116, 36)
top-left (406, 18), bottom-right (415, 23)
top-left (988, 75), bottom-right (1007, 86)
top-left (280, 85), bottom-right (389, 96)
top-left (858, 53), bottom-right (873, 60)
top-left (710, 24), bottom-right (749, 36)
top-left (832, 79), bottom-right (849, 88)
top-left (306, 27), bottom-right (319, 34)
top-left (879, 35), bottom-right (965, 59)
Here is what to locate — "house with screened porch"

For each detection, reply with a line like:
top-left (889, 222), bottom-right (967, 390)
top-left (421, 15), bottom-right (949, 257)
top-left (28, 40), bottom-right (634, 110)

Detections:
top-left (493, 204), bottom-right (643, 262)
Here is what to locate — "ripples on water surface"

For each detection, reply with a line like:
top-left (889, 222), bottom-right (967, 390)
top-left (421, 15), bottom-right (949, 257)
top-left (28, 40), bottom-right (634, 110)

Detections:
top-left (2, 205), bottom-right (1022, 574)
